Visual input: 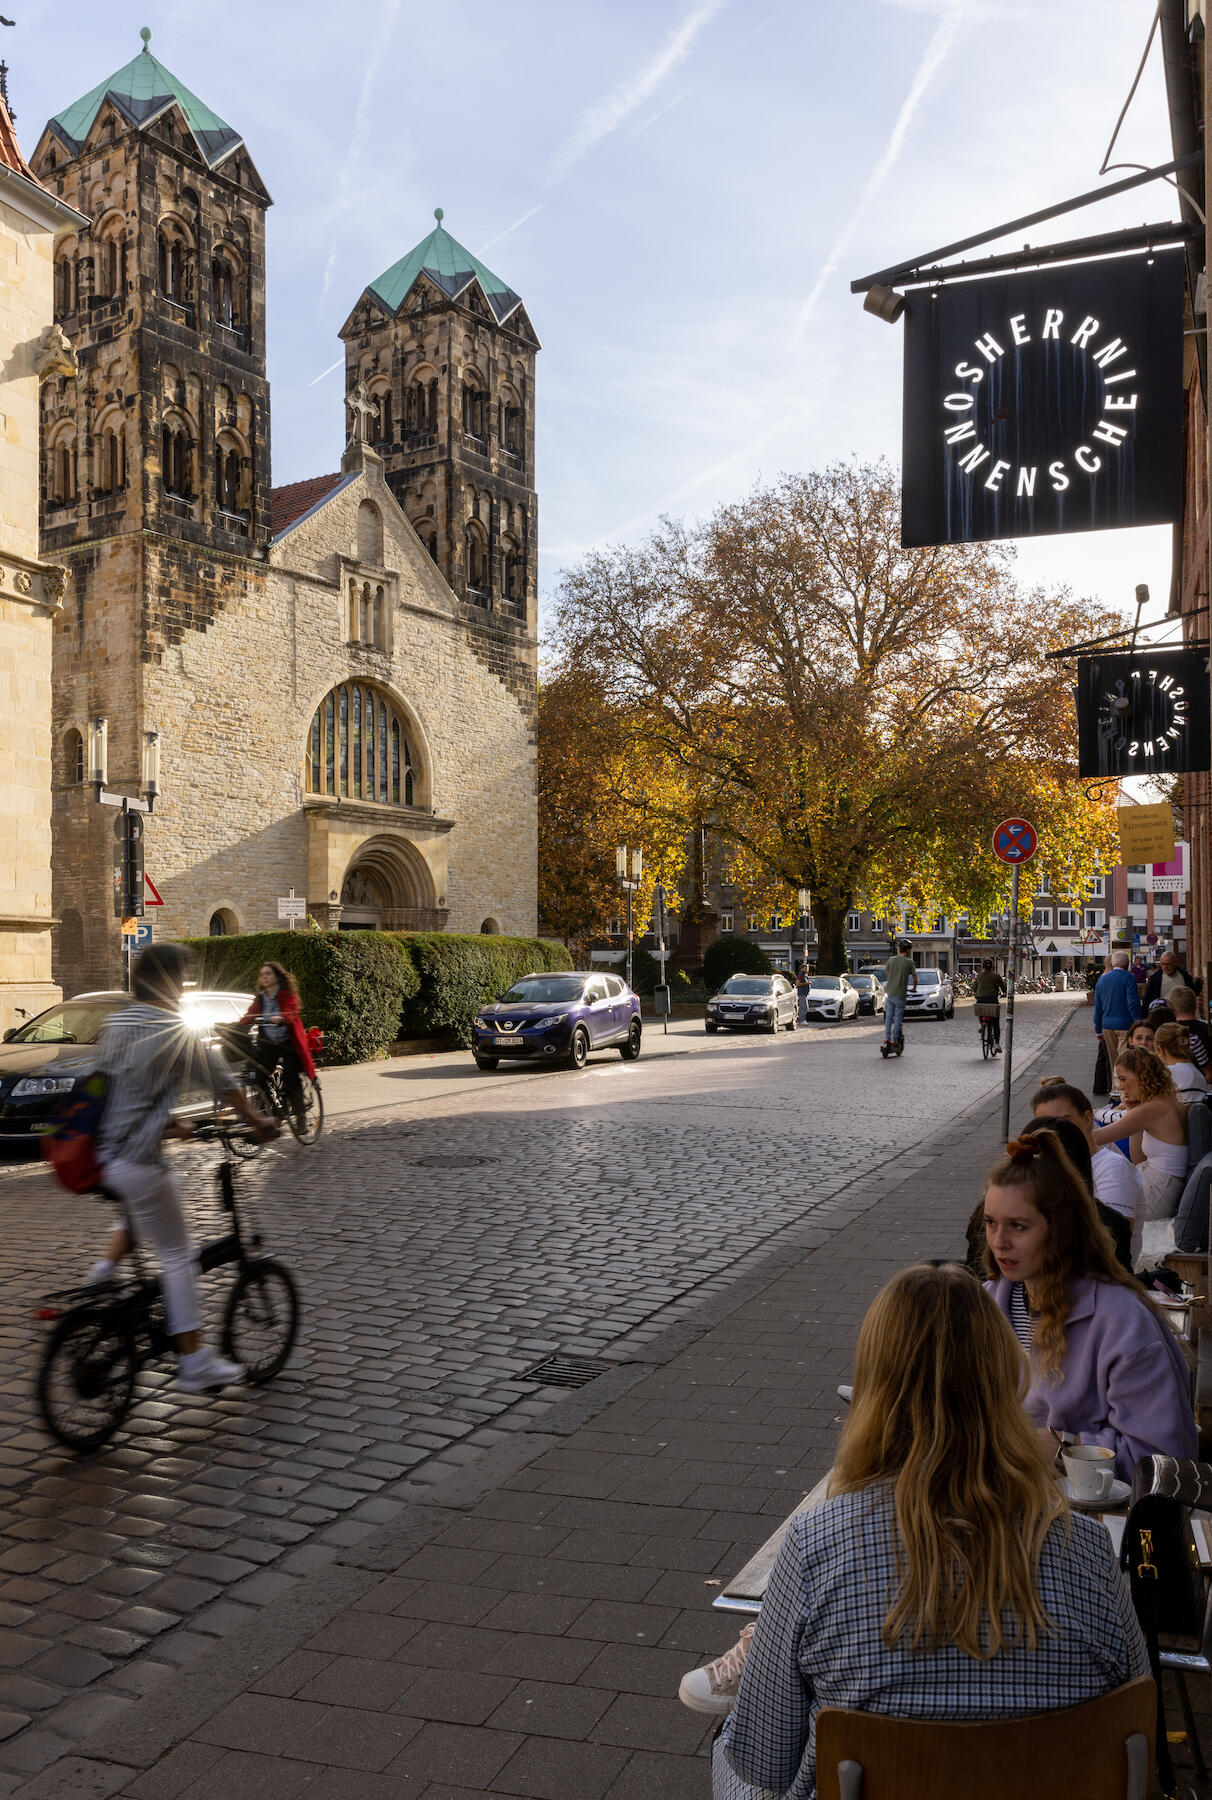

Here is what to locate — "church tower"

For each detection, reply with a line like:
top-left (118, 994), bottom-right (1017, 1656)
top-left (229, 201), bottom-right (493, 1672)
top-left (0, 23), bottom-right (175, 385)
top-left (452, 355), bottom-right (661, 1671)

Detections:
top-left (339, 212), bottom-right (539, 630)
top-left (30, 32), bottom-right (273, 992)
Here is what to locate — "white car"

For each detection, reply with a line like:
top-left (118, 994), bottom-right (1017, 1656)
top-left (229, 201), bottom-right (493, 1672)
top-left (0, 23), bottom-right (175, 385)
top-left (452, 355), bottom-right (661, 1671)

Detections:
top-left (803, 974), bottom-right (860, 1021)
top-left (903, 967), bottom-right (955, 1020)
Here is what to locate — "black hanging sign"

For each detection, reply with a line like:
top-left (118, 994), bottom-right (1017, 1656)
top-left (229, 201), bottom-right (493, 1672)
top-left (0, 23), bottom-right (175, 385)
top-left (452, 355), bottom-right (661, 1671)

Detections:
top-left (901, 255), bottom-right (1184, 547)
top-left (1076, 647), bottom-right (1210, 778)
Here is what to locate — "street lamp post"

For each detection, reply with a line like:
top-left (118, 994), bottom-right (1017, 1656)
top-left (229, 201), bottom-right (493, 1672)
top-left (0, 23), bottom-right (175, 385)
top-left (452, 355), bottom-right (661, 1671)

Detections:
top-left (797, 888), bottom-right (811, 969)
top-left (88, 716), bottom-right (163, 990)
top-left (616, 844), bottom-right (643, 991)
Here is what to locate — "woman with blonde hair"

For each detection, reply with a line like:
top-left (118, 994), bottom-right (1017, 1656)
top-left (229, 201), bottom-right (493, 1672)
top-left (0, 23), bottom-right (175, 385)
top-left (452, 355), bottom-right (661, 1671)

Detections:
top-left (708, 1265), bottom-right (1146, 1799)
top-left (1092, 1046), bottom-right (1188, 1231)
top-left (985, 1130), bottom-right (1194, 1475)
top-left (1154, 1021), bottom-right (1208, 1103)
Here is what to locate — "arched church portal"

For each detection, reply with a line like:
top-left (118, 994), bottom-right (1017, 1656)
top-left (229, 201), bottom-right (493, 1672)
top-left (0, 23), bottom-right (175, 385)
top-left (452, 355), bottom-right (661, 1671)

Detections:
top-left (338, 836), bottom-right (442, 932)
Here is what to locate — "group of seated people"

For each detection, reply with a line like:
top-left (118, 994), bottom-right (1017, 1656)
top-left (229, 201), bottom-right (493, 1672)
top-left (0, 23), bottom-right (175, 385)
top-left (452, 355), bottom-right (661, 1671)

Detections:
top-left (677, 1058), bottom-right (1208, 1799)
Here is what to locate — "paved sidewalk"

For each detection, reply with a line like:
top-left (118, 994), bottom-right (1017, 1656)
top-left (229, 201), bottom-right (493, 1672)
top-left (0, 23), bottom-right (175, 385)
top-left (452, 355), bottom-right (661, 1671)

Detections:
top-left (16, 1006), bottom-right (1162, 1800)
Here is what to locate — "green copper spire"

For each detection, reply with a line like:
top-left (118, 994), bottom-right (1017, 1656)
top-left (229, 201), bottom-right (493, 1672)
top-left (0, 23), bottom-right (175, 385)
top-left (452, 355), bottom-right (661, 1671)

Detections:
top-left (367, 214), bottom-right (522, 324)
top-left (48, 34), bottom-right (242, 169)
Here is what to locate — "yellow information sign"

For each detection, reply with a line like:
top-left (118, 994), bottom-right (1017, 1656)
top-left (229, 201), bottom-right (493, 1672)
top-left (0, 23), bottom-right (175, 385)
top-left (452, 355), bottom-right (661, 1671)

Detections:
top-left (120, 917), bottom-right (139, 936)
top-left (1116, 802), bottom-right (1175, 865)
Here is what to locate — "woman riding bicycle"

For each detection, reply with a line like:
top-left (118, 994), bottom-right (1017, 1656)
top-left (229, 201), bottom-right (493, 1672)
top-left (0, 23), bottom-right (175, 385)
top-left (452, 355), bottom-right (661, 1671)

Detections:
top-left (238, 963), bottom-right (315, 1125)
top-left (973, 958), bottom-right (1006, 1055)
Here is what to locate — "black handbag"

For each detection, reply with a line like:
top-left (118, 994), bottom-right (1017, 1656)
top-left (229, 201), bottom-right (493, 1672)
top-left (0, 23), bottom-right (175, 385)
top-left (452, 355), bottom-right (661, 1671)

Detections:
top-left (1120, 1456), bottom-right (1212, 1795)
top-left (1092, 1036), bottom-right (1112, 1097)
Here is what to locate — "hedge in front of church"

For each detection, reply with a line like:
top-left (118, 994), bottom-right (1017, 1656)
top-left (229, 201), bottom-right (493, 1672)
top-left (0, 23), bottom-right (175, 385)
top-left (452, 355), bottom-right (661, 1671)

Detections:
top-left (181, 930), bottom-right (420, 1067)
top-left (401, 933), bottom-right (573, 1047)
top-left (179, 928), bottom-right (573, 1062)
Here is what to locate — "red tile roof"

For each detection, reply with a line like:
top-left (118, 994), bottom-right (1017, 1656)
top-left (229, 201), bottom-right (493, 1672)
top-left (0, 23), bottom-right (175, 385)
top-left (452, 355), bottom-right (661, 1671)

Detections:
top-left (270, 472), bottom-right (343, 537)
top-left (0, 94), bottom-right (37, 182)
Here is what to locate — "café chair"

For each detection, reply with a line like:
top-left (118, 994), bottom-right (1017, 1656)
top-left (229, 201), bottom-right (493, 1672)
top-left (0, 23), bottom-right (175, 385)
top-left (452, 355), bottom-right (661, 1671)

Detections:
top-left (815, 1676), bottom-right (1155, 1799)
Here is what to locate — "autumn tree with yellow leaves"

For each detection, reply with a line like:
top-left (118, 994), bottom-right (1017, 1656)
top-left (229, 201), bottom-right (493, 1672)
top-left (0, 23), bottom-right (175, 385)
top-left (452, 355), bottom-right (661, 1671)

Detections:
top-left (546, 460), bottom-right (1121, 973)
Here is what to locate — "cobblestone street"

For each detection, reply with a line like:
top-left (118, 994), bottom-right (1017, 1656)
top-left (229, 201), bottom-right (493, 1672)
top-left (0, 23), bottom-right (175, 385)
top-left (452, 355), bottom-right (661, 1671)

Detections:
top-left (0, 998), bottom-right (1085, 1785)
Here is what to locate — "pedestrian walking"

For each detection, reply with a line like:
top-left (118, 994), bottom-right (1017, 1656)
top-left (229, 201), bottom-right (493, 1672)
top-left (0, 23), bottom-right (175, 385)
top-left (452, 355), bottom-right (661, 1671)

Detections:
top-left (1091, 949), bottom-right (1141, 1076)
top-left (1143, 948), bottom-right (1201, 1008)
top-left (794, 961), bottom-right (811, 1026)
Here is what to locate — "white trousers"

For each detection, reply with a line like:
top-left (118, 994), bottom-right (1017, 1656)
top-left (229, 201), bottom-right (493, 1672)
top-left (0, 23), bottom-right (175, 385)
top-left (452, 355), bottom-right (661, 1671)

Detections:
top-left (101, 1158), bottom-right (201, 1336)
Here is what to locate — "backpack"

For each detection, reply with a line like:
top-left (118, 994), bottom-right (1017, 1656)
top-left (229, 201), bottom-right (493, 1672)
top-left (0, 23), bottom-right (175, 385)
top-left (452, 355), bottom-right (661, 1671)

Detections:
top-left (41, 1070), bottom-right (110, 1193)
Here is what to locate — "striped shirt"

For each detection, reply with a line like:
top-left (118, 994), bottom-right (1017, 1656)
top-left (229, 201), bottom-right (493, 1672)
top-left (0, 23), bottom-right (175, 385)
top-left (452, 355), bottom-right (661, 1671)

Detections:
top-left (97, 1003), bottom-right (227, 1167)
top-left (719, 1486), bottom-right (1147, 1800)
top-left (1009, 1282), bottom-right (1034, 1350)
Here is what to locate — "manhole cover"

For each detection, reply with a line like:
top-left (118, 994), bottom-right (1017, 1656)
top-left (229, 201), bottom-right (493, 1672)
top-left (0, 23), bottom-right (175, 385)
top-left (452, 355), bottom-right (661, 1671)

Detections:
top-left (412, 1154), bottom-right (499, 1169)
top-left (522, 1353), bottom-right (614, 1389)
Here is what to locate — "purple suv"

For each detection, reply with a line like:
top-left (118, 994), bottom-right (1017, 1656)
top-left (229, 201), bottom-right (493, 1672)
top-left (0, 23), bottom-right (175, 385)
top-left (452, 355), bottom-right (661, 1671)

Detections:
top-left (472, 971), bottom-right (642, 1072)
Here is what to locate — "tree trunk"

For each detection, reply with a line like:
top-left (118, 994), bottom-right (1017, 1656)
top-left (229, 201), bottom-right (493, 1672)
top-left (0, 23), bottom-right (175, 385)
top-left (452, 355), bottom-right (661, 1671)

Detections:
top-left (815, 901), bottom-right (850, 975)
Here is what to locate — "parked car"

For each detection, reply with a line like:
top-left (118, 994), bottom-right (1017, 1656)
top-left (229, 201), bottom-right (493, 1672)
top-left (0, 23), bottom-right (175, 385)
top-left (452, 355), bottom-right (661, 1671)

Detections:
top-left (803, 974), bottom-right (860, 1022)
top-left (848, 973), bottom-right (886, 1016)
top-left (705, 974), bottom-right (797, 1034)
top-left (904, 967), bottom-right (955, 1021)
top-left (472, 971), bottom-right (641, 1071)
top-left (0, 988), bottom-right (254, 1139)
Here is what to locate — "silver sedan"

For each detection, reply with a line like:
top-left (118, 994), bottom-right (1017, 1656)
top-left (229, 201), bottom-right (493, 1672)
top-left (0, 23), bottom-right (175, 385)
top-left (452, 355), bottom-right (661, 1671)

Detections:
top-left (705, 975), bottom-right (798, 1034)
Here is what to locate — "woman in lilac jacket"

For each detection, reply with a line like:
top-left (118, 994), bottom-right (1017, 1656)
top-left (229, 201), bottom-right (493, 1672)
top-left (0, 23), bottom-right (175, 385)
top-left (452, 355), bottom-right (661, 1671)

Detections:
top-left (983, 1131), bottom-right (1195, 1480)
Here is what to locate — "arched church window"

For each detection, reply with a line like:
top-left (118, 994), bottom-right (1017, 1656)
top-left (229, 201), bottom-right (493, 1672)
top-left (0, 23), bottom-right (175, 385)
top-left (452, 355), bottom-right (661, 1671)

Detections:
top-left (158, 221), bottom-right (196, 315)
top-left (305, 684), bottom-right (418, 807)
top-left (214, 434), bottom-right (248, 520)
top-left (357, 499), bottom-right (383, 567)
top-left (209, 908), bottom-right (238, 936)
top-left (96, 231), bottom-right (123, 300)
top-left (162, 422), bottom-right (195, 500)
top-left (212, 249), bottom-right (244, 328)
top-left (462, 381), bottom-right (486, 443)
top-left (64, 728), bottom-right (84, 785)
top-left (503, 535), bottom-right (524, 607)
top-left (373, 388), bottom-right (392, 446)
top-left (49, 435), bottom-right (77, 506)
top-left (96, 427), bottom-right (124, 496)
top-left (54, 253), bottom-right (76, 318)
top-left (465, 523), bottom-right (488, 598)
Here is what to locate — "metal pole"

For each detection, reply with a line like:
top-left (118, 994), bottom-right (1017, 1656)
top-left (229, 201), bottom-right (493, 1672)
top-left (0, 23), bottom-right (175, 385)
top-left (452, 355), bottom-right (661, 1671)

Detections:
top-left (1000, 861), bottom-right (1020, 1141)
top-left (625, 887), bottom-right (633, 992)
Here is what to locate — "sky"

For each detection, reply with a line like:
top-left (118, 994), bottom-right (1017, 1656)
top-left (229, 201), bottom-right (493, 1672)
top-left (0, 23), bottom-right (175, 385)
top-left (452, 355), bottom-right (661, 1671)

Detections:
top-left (19, 0), bottom-right (1182, 634)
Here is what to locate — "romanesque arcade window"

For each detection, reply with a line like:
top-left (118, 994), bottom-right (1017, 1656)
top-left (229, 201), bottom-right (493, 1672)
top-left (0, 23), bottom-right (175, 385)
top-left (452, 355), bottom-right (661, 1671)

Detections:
top-left (348, 579), bottom-right (385, 647)
top-left (48, 435), bottom-right (77, 506)
top-left (162, 422), bottom-right (196, 500)
top-left (462, 379), bottom-right (486, 443)
top-left (405, 379), bottom-right (438, 436)
top-left (96, 426), bottom-right (124, 496)
top-left (465, 523), bottom-right (488, 596)
top-left (306, 684), bottom-right (416, 806)
top-left (54, 253), bottom-right (77, 318)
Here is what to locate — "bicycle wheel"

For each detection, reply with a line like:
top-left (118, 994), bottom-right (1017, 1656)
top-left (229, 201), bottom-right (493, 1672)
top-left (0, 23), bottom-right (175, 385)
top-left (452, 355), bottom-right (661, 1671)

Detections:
top-left (37, 1306), bottom-right (137, 1452)
top-left (287, 1074), bottom-right (323, 1145)
top-left (221, 1259), bottom-right (299, 1383)
top-left (215, 1081), bottom-right (270, 1160)
top-left (981, 1021), bottom-right (992, 1061)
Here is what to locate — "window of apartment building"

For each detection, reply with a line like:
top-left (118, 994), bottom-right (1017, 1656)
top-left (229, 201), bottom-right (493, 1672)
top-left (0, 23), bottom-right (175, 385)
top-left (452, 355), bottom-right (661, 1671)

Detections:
top-left (747, 914), bottom-right (760, 933)
top-left (1128, 887), bottom-right (1148, 906)
top-left (1088, 877), bottom-right (1105, 899)
top-left (1084, 908), bottom-right (1106, 929)
top-left (770, 913), bottom-right (783, 930)
top-left (1058, 908), bottom-right (1078, 929)
top-left (1036, 875), bottom-right (1050, 895)
top-left (719, 910), bottom-right (733, 934)
top-left (1032, 908), bottom-right (1052, 929)
top-left (847, 913), bottom-right (860, 932)
top-left (607, 917), bottom-right (623, 937)
top-left (871, 917), bottom-right (887, 934)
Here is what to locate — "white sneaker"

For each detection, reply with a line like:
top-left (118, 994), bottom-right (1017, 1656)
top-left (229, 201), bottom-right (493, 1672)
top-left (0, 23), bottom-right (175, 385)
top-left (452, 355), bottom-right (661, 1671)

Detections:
top-left (176, 1346), bottom-right (245, 1393)
top-left (678, 1624), bottom-right (754, 1715)
top-left (837, 1384), bottom-right (853, 1403)
top-left (86, 1259), bottom-right (115, 1286)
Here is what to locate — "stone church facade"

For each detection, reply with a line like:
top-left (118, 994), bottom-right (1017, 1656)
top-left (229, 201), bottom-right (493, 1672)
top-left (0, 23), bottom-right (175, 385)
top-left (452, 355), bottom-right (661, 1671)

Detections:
top-left (31, 36), bottom-right (538, 993)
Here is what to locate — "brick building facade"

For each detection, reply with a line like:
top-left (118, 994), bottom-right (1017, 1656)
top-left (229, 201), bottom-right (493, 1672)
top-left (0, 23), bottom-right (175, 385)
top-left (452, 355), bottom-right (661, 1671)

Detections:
top-left (0, 99), bottom-right (82, 1033)
top-left (31, 37), bottom-right (537, 993)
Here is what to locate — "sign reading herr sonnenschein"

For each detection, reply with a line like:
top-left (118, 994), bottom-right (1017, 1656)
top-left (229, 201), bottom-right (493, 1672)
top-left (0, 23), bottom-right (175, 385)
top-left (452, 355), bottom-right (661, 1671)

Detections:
top-left (901, 256), bottom-right (1184, 547)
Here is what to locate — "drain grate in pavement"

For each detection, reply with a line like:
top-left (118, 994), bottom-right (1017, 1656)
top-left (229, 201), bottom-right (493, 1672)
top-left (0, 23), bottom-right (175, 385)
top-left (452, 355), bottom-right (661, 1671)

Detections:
top-left (522, 1353), bottom-right (614, 1388)
top-left (412, 1154), bottom-right (499, 1169)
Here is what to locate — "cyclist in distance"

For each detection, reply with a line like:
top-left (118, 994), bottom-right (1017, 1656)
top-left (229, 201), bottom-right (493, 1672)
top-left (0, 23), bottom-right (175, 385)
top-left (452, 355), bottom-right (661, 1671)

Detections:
top-left (973, 958), bottom-right (1007, 1055)
top-left (88, 944), bottom-right (278, 1393)
top-left (237, 962), bottom-right (315, 1127)
top-left (882, 940), bottom-right (917, 1051)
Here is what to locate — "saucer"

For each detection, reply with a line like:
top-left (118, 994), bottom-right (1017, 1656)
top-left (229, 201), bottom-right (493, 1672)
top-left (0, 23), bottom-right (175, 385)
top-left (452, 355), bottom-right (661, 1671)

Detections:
top-left (1061, 1476), bottom-right (1130, 1511)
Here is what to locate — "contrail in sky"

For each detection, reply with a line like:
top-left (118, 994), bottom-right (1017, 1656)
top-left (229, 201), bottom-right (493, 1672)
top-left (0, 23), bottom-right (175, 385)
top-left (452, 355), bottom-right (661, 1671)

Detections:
top-left (792, 0), bottom-right (974, 339)
top-left (547, 0), bottom-right (729, 182)
top-left (320, 0), bottom-right (406, 303)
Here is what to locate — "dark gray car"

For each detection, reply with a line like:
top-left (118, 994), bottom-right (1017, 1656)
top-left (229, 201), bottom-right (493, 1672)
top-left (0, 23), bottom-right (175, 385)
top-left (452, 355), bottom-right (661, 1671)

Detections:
top-left (705, 975), bottom-right (798, 1034)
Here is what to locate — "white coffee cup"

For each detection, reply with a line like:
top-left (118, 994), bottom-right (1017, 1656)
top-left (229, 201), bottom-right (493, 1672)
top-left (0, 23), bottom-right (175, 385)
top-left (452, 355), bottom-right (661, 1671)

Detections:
top-left (1062, 1444), bottom-right (1116, 1501)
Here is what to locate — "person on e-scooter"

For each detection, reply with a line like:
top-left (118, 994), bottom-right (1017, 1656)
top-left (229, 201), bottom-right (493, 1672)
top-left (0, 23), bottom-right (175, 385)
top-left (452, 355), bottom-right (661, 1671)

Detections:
top-left (881, 940), bottom-right (917, 1057)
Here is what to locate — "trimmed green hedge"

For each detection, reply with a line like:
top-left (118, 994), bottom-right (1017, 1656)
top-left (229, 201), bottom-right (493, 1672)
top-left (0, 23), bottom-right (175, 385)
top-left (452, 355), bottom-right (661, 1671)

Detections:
top-left (403, 933), bottom-right (573, 1046)
top-left (179, 928), bottom-right (572, 1063)
top-left (701, 935), bottom-right (772, 991)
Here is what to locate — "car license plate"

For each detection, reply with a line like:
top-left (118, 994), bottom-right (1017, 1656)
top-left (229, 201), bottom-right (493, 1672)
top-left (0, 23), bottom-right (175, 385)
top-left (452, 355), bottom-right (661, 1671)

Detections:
top-left (494, 1036), bottom-right (520, 1047)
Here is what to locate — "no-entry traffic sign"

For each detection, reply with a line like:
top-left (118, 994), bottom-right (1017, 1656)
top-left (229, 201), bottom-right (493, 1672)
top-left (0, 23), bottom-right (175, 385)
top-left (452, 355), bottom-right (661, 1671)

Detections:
top-left (992, 817), bottom-right (1038, 865)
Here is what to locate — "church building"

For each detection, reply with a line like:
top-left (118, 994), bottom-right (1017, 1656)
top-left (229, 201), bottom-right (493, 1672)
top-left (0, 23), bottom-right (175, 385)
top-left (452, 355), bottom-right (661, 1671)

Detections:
top-left (31, 34), bottom-right (538, 993)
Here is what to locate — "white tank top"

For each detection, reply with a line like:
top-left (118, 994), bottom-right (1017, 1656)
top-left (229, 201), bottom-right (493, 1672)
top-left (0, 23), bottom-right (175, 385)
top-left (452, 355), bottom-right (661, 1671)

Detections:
top-left (1142, 1130), bottom-right (1188, 1179)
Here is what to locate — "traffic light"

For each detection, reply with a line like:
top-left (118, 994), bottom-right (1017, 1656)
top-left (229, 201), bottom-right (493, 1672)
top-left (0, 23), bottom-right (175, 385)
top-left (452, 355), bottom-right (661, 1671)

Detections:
top-left (112, 810), bottom-right (145, 919)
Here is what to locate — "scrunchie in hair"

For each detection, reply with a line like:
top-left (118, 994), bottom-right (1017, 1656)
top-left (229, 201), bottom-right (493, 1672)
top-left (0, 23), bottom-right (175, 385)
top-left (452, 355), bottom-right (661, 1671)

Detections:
top-left (1004, 1135), bottom-right (1045, 1164)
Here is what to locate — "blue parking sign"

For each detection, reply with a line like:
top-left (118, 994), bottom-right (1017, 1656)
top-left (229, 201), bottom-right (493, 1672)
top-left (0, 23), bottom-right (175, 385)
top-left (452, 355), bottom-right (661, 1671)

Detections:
top-left (134, 920), bottom-right (154, 950)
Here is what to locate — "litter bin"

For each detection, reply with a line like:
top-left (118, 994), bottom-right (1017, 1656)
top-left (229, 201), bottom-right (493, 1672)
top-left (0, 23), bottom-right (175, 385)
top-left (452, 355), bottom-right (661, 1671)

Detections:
top-left (1053, 972), bottom-right (1067, 992)
top-left (653, 984), bottom-right (671, 1016)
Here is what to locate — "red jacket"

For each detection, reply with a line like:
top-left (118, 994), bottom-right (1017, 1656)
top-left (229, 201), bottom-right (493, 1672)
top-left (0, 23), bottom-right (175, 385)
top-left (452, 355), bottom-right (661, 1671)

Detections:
top-left (240, 987), bottom-right (316, 1080)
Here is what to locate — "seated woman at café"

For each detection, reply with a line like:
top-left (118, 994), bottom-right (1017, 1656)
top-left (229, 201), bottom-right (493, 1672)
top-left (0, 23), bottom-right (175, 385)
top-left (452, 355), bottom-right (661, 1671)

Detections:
top-left (710, 1264), bottom-right (1146, 1800)
top-left (1091, 1047), bottom-right (1188, 1227)
top-left (1028, 1079), bottom-right (1138, 1270)
top-left (984, 1130), bottom-right (1195, 1478)
top-left (1154, 1021), bottom-right (1209, 1103)
top-left (1125, 1017), bottom-right (1157, 1055)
